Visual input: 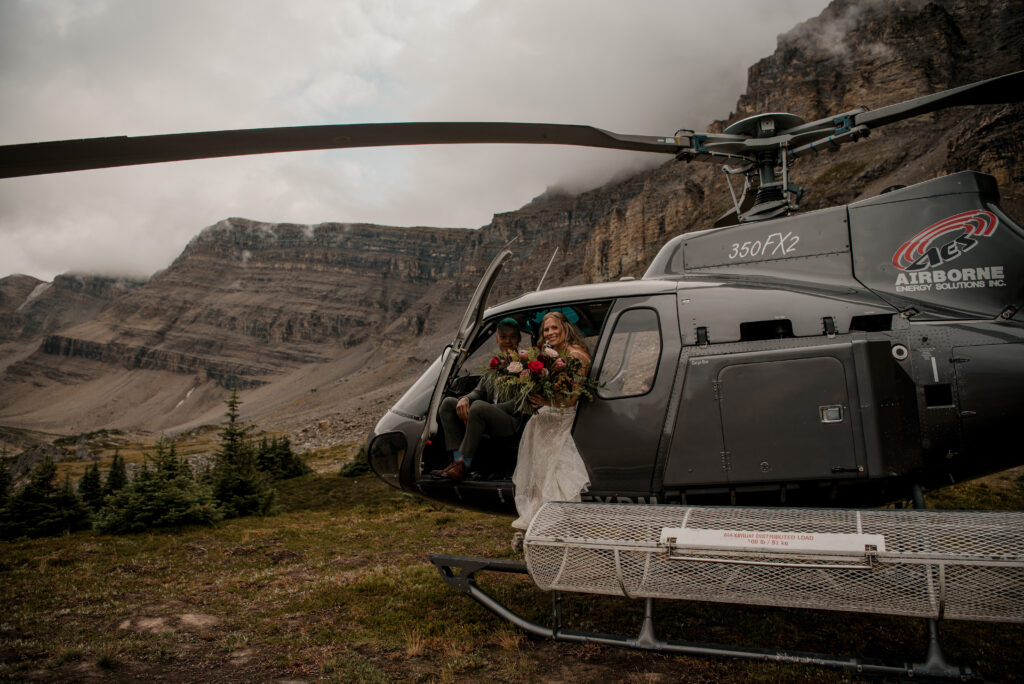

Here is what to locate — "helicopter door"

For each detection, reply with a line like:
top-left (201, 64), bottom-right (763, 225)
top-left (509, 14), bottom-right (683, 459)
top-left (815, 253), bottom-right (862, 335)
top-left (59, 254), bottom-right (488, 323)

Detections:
top-left (408, 247), bottom-right (513, 483)
top-left (573, 295), bottom-right (681, 497)
top-left (717, 356), bottom-right (858, 484)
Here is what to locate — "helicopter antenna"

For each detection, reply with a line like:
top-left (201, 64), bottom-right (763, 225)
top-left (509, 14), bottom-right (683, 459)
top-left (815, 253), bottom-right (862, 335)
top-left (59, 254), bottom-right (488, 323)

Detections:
top-left (536, 247), bottom-right (559, 291)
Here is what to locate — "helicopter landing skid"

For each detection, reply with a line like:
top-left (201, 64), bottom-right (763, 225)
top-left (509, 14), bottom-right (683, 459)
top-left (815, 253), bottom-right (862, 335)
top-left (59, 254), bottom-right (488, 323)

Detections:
top-left (428, 553), bottom-right (978, 682)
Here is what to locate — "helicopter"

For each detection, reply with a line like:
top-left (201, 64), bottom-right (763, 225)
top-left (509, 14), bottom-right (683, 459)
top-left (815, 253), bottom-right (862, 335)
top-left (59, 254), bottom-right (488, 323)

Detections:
top-left (4, 69), bottom-right (1023, 681)
top-left (2, 71), bottom-right (1022, 514)
top-left (364, 70), bottom-right (1024, 515)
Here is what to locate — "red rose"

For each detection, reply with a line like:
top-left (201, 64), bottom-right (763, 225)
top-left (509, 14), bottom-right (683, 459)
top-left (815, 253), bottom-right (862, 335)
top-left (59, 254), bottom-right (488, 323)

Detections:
top-left (489, 356), bottom-right (500, 369)
top-left (528, 359), bottom-right (544, 373)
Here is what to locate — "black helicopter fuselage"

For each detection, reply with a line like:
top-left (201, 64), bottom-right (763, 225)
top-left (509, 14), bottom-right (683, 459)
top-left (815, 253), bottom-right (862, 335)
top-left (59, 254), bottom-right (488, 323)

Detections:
top-left (367, 171), bottom-right (1024, 513)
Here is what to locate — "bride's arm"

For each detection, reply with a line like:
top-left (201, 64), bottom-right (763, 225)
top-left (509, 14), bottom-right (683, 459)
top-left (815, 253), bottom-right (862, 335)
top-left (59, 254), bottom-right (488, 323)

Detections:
top-left (568, 346), bottom-right (591, 370)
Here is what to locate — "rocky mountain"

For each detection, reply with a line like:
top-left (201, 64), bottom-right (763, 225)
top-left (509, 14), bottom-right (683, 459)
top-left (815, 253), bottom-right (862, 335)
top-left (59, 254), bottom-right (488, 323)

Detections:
top-left (1, 0), bottom-right (1021, 446)
top-left (0, 273), bottom-right (144, 373)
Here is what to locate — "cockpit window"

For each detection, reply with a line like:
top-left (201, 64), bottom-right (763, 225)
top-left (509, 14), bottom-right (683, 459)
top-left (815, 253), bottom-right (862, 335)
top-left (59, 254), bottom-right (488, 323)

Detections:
top-left (597, 308), bottom-right (662, 399)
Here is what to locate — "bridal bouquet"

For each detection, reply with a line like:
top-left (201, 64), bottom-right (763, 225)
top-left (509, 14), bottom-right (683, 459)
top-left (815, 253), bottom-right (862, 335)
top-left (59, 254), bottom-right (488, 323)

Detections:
top-left (483, 345), bottom-right (599, 414)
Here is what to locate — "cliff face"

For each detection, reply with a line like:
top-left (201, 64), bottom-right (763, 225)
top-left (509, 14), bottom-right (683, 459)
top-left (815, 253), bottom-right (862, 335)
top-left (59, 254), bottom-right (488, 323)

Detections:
top-left (1, 0), bottom-right (1021, 437)
top-left (0, 273), bottom-right (144, 380)
top-left (0, 273), bottom-right (143, 344)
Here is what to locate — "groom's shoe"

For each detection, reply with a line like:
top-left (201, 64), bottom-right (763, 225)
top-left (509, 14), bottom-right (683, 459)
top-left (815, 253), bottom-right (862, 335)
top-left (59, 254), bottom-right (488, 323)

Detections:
top-left (443, 461), bottom-right (468, 482)
top-left (429, 461), bottom-right (457, 477)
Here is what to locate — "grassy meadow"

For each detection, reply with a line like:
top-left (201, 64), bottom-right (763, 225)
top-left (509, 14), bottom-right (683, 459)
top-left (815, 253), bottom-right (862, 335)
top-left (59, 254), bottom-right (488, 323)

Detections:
top-left (2, 447), bottom-right (1023, 682)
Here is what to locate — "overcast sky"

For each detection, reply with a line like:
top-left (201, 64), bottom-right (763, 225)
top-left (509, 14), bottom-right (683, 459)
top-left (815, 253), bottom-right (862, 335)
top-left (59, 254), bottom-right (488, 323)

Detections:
top-left (0, 0), bottom-right (831, 281)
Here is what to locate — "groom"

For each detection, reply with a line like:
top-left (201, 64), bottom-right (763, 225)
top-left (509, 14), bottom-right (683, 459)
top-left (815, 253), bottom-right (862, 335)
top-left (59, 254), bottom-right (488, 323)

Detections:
top-left (432, 318), bottom-right (524, 482)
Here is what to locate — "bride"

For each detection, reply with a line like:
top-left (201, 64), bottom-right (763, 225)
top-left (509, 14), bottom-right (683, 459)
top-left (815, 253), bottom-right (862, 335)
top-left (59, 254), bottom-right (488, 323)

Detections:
top-left (511, 311), bottom-right (592, 539)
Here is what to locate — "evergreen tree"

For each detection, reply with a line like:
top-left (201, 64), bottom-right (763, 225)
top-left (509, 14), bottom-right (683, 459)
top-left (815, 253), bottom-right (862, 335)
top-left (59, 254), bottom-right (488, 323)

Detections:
top-left (77, 460), bottom-right (104, 512)
top-left (51, 474), bottom-right (92, 531)
top-left (104, 450), bottom-right (128, 497)
top-left (256, 436), bottom-right (276, 476)
top-left (255, 435), bottom-right (310, 481)
top-left (219, 389), bottom-right (249, 461)
top-left (211, 390), bottom-right (276, 518)
top-left (0, 456), bottom-right (91, 539)
top-left (95, 439), bottom-right (221, 534)
top-left (272, 435), bottom-right (311, 480)
top-left (0, 453), bottom-right (12, 509)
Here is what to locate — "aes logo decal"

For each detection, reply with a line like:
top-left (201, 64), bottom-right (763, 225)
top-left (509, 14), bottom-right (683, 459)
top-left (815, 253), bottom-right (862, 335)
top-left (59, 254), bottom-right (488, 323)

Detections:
top-left (892, 209), bottom-right (998, 271)
top-left (891, 210), bottom-right (1006, 293)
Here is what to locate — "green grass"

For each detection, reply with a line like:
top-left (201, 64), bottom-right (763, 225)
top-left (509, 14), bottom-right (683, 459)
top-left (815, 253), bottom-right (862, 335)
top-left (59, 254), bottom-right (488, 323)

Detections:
top-left (1, 469), bottom-right (1023, 682)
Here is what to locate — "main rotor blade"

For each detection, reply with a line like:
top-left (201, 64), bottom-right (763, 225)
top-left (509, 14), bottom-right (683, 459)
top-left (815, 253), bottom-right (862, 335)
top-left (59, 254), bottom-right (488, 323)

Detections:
top-left (0, 122), bottom-right (687, 178)
top-left (853, 70), bottom-right (1024, 129)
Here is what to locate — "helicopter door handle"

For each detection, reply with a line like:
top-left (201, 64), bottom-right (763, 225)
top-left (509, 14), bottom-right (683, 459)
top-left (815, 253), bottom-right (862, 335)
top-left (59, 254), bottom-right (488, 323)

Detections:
top-left (819, 405), bottom-right (844, 423)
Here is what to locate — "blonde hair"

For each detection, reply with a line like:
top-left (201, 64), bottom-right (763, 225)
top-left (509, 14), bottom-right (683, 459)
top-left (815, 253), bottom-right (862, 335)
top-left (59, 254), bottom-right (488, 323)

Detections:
top-left (541, 311), bottom-right (589, 356)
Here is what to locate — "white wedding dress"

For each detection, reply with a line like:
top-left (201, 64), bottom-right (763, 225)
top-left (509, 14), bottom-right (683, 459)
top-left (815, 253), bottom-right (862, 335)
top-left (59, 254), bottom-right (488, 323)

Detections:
top-left (511, 405), bottom-right (591, 531)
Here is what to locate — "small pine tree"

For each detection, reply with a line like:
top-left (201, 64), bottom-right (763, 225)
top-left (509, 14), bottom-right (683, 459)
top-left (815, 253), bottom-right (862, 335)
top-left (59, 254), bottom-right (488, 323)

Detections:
top-left (219, 389), bottom-right (250, 461)
top-left (104, 450), bottom-right (128, 497)
top-left (50, 474), bottom-right (92, 532)
top-left (256, 436), bottom-right (274, 475)
top-left (0, 456), bottom-right (91, 539)
top-left (77, 460), bottom-right (104, 512)
top-left (0, 453), bottom-right (12, 509)
top-left (95, 439), bottom-right (221, 534)
top-left (273, 436), bottom-right (310, 480)
top-left (212, 390), bottom-right (276, 518)
top-left (255, 435), bottom-right (310, 481)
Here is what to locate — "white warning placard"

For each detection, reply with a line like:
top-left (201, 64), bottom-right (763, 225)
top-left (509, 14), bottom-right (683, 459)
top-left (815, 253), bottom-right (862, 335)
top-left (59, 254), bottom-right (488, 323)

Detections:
top-left (660, 528), bottom-right (886, 555)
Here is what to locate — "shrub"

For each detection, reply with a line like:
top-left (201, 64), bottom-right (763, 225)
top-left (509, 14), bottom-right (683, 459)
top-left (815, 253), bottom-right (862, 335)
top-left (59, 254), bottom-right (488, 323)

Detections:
top-left (340, 446), bottom-right (370, 478)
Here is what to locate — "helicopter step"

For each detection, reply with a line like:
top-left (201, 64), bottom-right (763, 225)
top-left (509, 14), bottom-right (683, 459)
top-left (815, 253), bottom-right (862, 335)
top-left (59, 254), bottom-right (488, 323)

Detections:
top-left (430, 501), bottom-right (1024, 680)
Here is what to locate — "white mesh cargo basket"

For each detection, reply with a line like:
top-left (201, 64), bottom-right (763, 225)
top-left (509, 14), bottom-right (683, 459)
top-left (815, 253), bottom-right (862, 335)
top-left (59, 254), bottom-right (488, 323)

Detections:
top-left (523, 503), bottom-right (1024, 622)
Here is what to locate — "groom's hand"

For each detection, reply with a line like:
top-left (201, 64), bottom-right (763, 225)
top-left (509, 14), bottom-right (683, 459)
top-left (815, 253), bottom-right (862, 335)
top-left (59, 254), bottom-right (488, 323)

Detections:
top-left (456, 396), bottom-right (470, 421)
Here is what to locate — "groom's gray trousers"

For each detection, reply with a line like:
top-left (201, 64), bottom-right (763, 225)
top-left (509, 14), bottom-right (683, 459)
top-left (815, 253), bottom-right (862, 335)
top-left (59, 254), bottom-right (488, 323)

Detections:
top-left (439, 396), bottom-right (521, 463)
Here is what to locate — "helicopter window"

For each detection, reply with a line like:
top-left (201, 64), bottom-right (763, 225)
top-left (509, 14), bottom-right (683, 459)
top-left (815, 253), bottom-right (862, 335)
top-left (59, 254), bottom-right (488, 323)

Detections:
top-left (597, 308), bottom-right (661, 399)
top-left (739, 319), bottom-right (794, 341)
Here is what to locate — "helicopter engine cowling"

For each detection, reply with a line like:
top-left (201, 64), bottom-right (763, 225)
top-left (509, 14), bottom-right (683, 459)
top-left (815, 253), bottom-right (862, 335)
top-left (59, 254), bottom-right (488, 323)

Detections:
top-left (648, 172), bottom-right (1023, 322)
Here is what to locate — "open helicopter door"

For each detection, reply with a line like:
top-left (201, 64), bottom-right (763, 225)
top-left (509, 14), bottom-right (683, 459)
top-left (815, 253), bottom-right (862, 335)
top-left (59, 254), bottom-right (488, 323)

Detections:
top-left (405, 248), bottom-right (513, 486)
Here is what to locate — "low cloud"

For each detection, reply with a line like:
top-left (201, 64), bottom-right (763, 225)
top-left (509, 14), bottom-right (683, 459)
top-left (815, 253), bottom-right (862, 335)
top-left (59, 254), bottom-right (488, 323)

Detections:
top-left (0, 0), bottom-right (830, 280)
